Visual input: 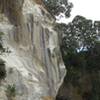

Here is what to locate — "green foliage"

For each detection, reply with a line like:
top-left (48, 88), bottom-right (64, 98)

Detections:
top-left (0, 32), bottom-right (4, 36)
top-left (64, 66), bottom-right (81, 86)
top-left (43, 0), bottom-right (73, 18)
top-left (91, 78), bottom-right (100, 100)
top-left (56, 15), bottom-right (100, 100)
top-left (64, 42), bottom-right (100, 71)
top-left (0, 59), bottom-right (6, 80)
top-left (55, 15), bottom-right (99, 56)
top-left (0, 32), bottom-right (6, 81)
top-left (0, 32), bottom-right (6, 54)
top-left (58, 42), bottom-right (100, 99)
top-left (6, 84), bottom-right (16, 98)
top-left (86, 42), bottom-right (100, 71)
top-left (94, 21), bottom-right (100, 33)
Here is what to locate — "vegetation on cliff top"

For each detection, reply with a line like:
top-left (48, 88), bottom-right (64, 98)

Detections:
top-left (43, 0), bottom-right (73, 18)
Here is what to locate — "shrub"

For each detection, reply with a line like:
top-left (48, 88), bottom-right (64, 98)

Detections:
top-left (0, 59), bottom-right (6, 81)
top-left (0, 32), bottom-right (6, 54)
top-left (0, 32), bottom-right (7, 82)
top-left (5, 84), bottom-right (16, 100)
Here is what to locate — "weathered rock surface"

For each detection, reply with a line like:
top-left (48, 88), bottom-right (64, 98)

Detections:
top-left (0, 0), bottom-right (66, 100)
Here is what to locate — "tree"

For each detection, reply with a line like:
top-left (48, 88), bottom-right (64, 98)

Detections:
top-left (54, 15), bottom-right (100, 72)
top-left (43, 0), bottom-right (73, 18)
top-left (55, 15), bottom-right (99, 56)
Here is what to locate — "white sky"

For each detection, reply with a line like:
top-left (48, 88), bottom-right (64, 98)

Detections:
top-left (56, 0), bottom-right (100, 23)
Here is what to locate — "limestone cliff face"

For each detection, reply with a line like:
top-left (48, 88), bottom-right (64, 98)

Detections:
top-left (0, 0), bottom-right (66, 100)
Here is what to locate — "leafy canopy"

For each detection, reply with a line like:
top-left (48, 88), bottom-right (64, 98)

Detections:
top-left (43, 0), bottom-right (73, 18)
top-left (55, 15), bottom-right (100, 55)
top-left (54, 15), bottom-right (100, 84)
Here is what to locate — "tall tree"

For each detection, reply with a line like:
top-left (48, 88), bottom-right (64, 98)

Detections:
top-left (55, 15), bottom-right (99, 56)
top-left (56, 16), bottom-right (100, 100)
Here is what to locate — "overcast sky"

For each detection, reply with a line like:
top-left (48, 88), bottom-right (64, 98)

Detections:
top-left (56, 0), bottom-right (100, 23)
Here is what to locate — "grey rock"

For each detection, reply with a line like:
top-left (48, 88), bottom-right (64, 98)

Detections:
top-left (0, 0), bottom-right (66, 100)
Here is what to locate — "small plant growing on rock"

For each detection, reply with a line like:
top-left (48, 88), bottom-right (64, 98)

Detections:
top-left (0, 59), bottom-right (6, 81)
top-left (0, 32), bottom-right (7, 84)
top-left (5, 84), bottom-right (16, 100)
top-left (0, 32), bottom-right (5, 54)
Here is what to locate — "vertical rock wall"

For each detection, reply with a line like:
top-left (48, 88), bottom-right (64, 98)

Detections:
top-left (0, 0), bottom-right (66, 100)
